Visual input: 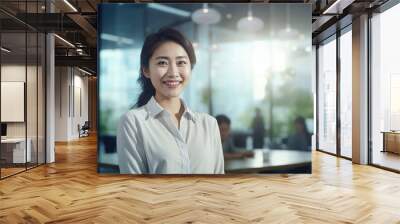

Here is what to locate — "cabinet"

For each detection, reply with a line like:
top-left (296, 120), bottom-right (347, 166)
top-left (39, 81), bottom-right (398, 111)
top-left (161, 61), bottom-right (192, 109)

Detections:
top-left (382, 132), bottom-right (400, 154)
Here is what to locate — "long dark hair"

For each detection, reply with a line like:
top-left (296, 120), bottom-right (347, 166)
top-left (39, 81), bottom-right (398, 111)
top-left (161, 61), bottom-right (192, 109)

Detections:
top-left (135, 27), bottom-right (196, 107)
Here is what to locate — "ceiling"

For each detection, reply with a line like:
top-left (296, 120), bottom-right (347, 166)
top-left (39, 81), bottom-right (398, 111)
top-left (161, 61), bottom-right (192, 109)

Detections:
top-left (0, 0), bottom-right (389, 75)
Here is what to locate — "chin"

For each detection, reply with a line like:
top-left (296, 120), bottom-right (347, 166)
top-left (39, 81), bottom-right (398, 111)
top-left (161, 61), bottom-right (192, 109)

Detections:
top-left (161, 90), bottom-right (182, 99)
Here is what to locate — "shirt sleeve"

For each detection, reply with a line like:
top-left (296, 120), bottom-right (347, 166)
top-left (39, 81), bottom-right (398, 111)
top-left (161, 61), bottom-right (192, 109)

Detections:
top-left (212, 118), bottom-right (225, 174)
top-left (117, 113), bottom-right (147, 174)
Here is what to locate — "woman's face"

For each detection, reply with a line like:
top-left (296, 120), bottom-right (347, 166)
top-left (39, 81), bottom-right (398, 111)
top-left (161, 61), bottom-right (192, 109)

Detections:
top-left (143, 41), bottom-right (191, 100)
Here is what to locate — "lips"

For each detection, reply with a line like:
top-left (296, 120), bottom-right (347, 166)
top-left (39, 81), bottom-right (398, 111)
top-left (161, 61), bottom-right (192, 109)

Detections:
top-left (162, 80), bottom-right (182, 88)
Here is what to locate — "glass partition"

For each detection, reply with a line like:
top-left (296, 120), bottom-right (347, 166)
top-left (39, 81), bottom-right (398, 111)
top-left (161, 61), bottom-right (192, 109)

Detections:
top-left (1, 30), bottom-right (28, 177)
top-left (0, 1), bottom-right (46, 179)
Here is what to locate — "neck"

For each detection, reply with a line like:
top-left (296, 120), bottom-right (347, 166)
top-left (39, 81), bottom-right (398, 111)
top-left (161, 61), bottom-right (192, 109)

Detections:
top-left (154, 93), bottom-right (182, 116)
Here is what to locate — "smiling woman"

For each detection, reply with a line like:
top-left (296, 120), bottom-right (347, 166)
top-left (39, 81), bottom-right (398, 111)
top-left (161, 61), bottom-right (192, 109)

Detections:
top-left (116, 28), bottom-right (224, 174)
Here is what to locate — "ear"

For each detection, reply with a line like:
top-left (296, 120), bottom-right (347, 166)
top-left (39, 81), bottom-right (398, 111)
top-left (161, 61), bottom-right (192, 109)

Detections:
top-left (142, 67), bottom-right (150, 78)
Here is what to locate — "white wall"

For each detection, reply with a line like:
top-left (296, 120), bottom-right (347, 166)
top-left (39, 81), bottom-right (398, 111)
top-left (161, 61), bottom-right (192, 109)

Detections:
top-left (1, 65), bottom-right (38, 137)
top-left (55, 67), bottom-right (69, 141)
top-left (55, 67), bottom-right (89, 141)
top-left (1, 63), bottom-right (46, 164)
top-left (72, 72), bottom-right (89, 138)
top-left (1, 64), bottom-right (26, 81)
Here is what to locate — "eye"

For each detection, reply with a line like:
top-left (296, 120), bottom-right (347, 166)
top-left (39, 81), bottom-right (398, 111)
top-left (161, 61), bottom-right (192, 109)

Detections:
top-left (157, 60), bottom-right (168, 66)
top-left (177, 60), bottom-right (188, 66)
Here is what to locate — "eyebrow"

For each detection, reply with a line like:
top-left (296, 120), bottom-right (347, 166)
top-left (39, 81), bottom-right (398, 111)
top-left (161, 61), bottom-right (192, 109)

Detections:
top-left (154, 56), bottom-right (189, 60)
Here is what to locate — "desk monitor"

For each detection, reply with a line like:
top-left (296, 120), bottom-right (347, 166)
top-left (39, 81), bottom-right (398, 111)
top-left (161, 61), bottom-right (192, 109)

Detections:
top-left (1, 123), bottom-right (7, 137)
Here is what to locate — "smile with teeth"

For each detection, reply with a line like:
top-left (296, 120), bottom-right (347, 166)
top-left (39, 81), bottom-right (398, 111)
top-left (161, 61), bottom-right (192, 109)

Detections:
top-left (163, 80), bottom-right (182, 88)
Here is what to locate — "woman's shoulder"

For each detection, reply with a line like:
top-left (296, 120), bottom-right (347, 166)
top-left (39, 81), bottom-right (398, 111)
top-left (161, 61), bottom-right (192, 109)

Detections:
top-left (192, 112), bottom-right (218, 125)
top-left (120, 106), bottom-right (147, 123)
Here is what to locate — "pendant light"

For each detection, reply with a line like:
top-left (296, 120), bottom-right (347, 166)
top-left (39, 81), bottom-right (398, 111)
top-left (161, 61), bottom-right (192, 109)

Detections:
top-left (278, 4), bottom-right (299, 40)
top-left (237, 4), bottom-right (264, 33)
top-left (192, 3), bottom-right (221, 25)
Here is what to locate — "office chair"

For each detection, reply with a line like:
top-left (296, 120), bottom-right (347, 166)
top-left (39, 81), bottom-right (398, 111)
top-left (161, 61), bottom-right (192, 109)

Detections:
top-left (79, 121), bottom-right (90, 138)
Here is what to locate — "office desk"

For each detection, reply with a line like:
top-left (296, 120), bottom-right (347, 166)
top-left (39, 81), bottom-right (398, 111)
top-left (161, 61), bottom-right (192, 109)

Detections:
top-left (224, 149), bottom-right (311, 173)
top-left (1, 138), bottom-right (31, 163)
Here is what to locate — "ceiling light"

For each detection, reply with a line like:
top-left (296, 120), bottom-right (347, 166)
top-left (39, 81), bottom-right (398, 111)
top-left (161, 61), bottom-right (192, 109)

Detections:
top-left (100, 33), bottom-right (134, 45)
top-left (54, 34), bottom-right (75, 48)
top-left (76, 48), bottom-right (83, 55)
top-left (323, 0), bottom-right (341, 14)
top-left (63, 0), bottom-right (78, 12)
top-left (78, 67), bottom-right (92, 76)
top-left (278, 5), bottom-right (299, 40)
top-left (1, 47), bottom-right (11, 53)
top-left (192, 3), bottom-right (221, 25)
top-left (237, 5), bottom-right (264, 33)
top-left (323, 0), bottom-right (355, 14)
top-left (147, 3), bottom-right (190, 17)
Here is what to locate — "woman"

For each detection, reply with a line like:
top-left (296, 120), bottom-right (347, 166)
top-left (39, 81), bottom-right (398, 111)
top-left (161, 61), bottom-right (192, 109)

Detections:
top-left (117, 28), bottom-right (224, 174)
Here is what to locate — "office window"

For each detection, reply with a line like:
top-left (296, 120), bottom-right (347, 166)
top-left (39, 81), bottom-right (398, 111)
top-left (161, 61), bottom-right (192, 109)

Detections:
top-left (317, 37), bottom-right (337, 154)
top-left (371, 3), bottom-right (400, 171)
top-left (340, 29), bottom-right (352, 158)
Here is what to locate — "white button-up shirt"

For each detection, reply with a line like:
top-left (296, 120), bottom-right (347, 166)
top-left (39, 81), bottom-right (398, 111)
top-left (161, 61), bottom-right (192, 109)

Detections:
top-left (117, 97), bottom-right (224, 174)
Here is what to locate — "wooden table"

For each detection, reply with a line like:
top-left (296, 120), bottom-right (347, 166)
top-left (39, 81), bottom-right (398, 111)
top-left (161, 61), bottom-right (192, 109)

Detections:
top-left (382, 131), bottom-right (400, 154)
top-left (224, 149), bottom-right (311, 173)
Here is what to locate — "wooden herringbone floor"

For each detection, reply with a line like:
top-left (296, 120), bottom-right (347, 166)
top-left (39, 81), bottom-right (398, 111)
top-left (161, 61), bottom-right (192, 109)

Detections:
top-left (1, 134), bottom-right (400, 223)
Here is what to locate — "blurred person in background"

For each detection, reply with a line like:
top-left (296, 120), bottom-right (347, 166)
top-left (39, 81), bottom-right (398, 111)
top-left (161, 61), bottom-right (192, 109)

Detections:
top-left (251, 108), bottom-right (266, 149)
top-left (287, 116), bottom-right (311, 151)
top-left (216, 114), bottom-right (254, 160)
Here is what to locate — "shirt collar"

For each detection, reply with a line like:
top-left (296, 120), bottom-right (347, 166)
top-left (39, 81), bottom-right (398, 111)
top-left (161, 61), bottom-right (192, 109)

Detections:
top-left (180, 98), bottom-right (197, 123)
top-left (145, 96), bottom-right (196, 123)
top-left (145, 96), bottom-right (164, 118)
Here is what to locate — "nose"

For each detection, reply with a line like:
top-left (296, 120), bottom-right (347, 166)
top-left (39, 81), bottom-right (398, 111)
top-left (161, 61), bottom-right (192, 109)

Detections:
top-left (167, 63), bottom-right (179, 77)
